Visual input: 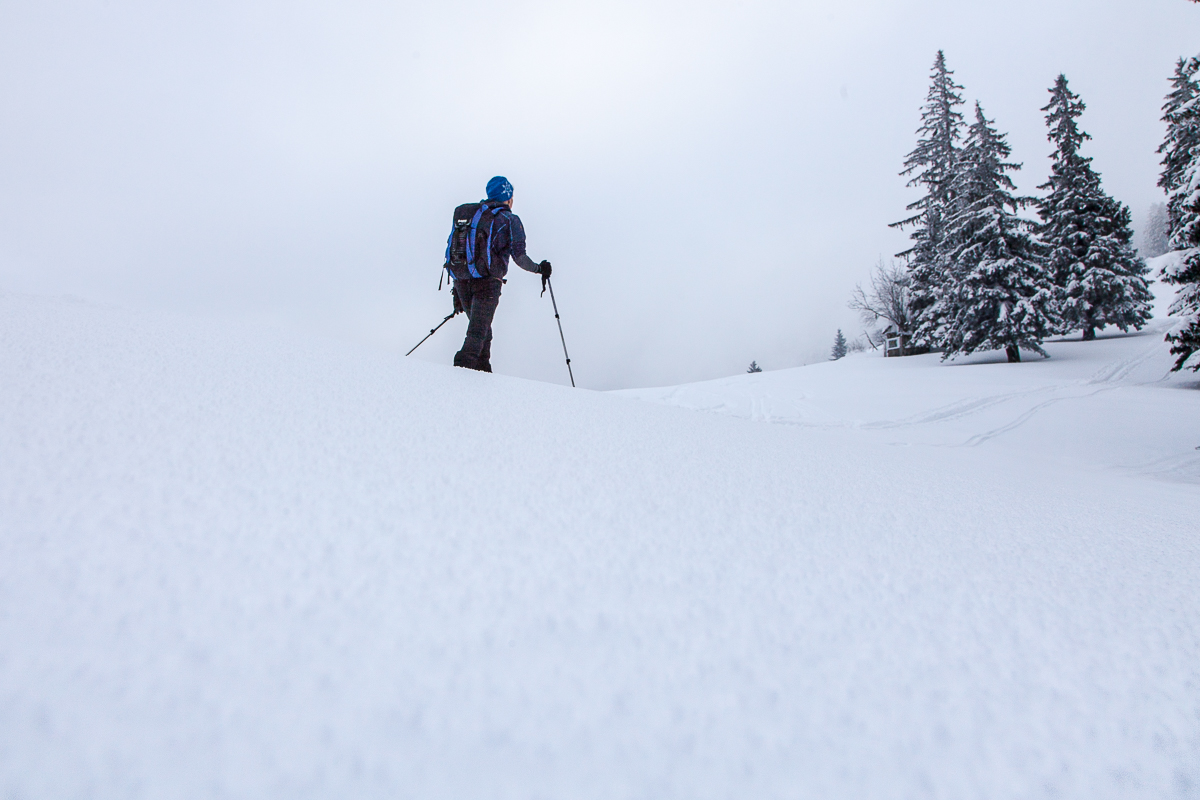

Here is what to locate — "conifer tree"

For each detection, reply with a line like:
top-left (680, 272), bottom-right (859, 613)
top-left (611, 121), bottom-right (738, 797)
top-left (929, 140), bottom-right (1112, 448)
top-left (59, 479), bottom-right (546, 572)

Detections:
top-left (1037, 75), bottom-right (1152, 341)
top-left (1159, 56), bottom-right (1200, 370)
top-left (1159, 58), bottom-right (1200, 237)
top-left (891, 51), bottom-right (966, 342)
top-left (929, 103), bottom-right (1058, 363)
top-left (830, 330), bottom-right (848, 360)
top-left (747, 361), bottom-right (763, 373)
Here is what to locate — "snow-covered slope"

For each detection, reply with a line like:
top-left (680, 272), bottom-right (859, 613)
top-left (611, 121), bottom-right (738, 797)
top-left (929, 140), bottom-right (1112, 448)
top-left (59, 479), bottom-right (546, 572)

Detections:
top-left (1, 292), bottom-right (1197, 799)
top-left (617, 317), bottom-right (1200, 485)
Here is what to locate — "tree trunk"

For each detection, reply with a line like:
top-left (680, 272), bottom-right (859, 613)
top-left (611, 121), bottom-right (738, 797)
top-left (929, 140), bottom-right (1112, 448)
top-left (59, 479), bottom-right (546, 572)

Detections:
top-left (1006, 345), bottom-right (1021, 363)
top-left (1082, 327), bottom-right (1096, 341)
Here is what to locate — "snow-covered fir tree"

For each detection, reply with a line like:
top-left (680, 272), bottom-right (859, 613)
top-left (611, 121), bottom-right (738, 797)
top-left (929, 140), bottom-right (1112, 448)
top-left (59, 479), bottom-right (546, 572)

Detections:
top-left (830, 330), bottom-right (848, 360)
top-left (1140, 203), bottom-right (1169, 258)
top-left (1158, 58), bottom-right (1200, 239)
top-left (1159, 56), bottom-right (1200, 371)
top-left (1037, 75), bottom-right (1152, 341)
top-left (891, 51), bottom-right (966, 341)
top-left (746, 361), bottom-right (763, 373)
top-left (926, 103), bottom-right (1058, 363)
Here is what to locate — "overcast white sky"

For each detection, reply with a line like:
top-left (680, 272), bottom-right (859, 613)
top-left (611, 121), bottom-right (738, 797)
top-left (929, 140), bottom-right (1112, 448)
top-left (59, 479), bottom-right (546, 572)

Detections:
top-left (2, 0), bottom-right (1198, 388)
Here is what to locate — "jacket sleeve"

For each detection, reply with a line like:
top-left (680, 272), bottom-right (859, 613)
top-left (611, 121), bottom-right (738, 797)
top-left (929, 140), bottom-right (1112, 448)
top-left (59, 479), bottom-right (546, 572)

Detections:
top-left (507, 214), bottom-right (542, 274)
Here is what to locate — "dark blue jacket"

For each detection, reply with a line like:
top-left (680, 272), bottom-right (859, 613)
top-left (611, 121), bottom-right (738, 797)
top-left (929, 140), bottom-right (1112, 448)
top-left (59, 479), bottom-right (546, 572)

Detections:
top-left (445, 200), bottom-right (540, 280)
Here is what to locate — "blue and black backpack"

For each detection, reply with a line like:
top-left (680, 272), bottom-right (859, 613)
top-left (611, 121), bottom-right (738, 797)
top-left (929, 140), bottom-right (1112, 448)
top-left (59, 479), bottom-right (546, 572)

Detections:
top-left (444, 201), bottom-right (510, 281)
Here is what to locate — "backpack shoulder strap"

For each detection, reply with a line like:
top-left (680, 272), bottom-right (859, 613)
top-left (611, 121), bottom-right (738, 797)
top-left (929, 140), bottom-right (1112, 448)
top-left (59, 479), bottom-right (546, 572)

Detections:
top-left (466, 205), bottom-right (490, 278)
top-left (483, 204), bottom-right (514, 272)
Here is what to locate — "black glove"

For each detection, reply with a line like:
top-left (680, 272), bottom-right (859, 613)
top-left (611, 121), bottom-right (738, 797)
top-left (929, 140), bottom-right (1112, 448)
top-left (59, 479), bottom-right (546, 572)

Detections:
top-left (452, 287), bottom-right (464, 315)
top-left (539, 260), bottom-right (552, 278)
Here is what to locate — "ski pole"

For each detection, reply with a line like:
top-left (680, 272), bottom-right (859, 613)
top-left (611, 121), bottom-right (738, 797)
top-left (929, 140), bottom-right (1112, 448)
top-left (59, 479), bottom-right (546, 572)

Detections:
top-left (544, 277), bottom-right (575, 387)
top-left (405, 311), bottom-right (457, 356)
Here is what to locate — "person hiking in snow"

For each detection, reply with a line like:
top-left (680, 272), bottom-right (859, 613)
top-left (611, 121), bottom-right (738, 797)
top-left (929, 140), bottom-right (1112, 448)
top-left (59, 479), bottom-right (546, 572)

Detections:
top-left (443, 176), bottom-right (551, 373)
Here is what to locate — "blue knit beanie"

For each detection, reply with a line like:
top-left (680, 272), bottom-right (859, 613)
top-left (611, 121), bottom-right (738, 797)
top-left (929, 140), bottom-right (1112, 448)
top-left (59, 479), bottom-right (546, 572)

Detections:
top-left (486, 176), bottom-right (513, 201)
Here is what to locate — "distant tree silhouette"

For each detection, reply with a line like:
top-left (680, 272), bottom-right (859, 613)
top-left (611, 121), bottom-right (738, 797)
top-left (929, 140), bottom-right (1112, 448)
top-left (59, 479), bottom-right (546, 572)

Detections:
top-left (830, 330), bottom-right (848, 360)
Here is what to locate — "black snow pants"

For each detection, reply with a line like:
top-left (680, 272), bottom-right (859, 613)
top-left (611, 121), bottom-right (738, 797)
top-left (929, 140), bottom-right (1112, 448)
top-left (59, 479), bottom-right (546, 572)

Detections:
top-left (453, 277), bottom-right (503, 372)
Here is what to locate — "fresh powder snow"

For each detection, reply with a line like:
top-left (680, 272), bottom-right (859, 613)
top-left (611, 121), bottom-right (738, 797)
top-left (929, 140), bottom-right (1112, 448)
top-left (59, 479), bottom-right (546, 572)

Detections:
top-left (1, 279), bottom-right (1197, 798)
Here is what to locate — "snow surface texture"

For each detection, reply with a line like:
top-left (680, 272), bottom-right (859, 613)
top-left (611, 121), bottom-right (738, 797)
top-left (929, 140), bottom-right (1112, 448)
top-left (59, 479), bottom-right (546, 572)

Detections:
top-left (1, 290), bottom-right (1198, 799)
top-left (619, 323), bottom-right (1200, 486)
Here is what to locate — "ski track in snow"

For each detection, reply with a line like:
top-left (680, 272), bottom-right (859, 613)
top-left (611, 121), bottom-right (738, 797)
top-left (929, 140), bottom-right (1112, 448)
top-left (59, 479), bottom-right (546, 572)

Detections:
top-left (1, 293), bottom-right (1198, 800)
top-left (620, 317), bottom-right (1200, 483)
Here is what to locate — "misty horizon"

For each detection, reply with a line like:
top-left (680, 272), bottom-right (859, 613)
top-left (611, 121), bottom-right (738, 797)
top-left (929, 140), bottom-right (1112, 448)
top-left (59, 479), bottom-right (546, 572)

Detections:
top-left (2, 0), bottom-right (1197, 389)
